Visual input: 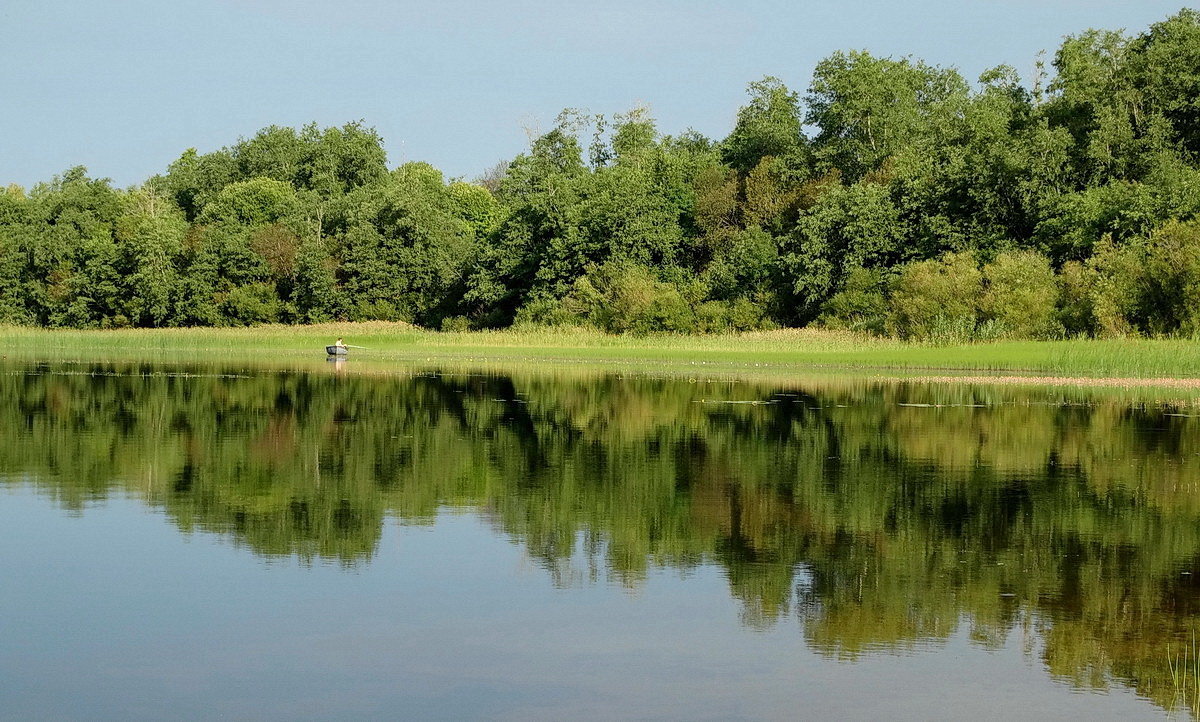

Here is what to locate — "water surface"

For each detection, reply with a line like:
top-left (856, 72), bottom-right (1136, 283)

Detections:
top-left (3, 360), bottom-right (1200, 719)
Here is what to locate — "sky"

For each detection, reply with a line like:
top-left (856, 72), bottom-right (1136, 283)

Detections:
top-left (0, 0), bottom-right (1191, 188)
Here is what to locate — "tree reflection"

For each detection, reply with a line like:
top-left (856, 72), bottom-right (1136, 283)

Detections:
top-left (3, 363), bottom-right (1200, 713)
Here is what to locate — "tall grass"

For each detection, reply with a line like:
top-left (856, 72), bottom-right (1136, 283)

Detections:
top-left (3, 324), bottom-right (1200, 379)
top-left (1167, 631), bottom-right (1200, 717)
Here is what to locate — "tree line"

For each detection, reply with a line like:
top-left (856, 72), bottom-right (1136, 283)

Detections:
top-left (2, 9), bottom-right (1199, 339)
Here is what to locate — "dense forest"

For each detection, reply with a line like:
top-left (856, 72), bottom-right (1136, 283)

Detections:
top-left (2, 9), bottom-right (1199, 339)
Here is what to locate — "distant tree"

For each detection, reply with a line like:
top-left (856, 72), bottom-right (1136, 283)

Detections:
top-left (1128, 9), bottom-right (1200, 157)
top-left (475, 160), bottom-right (510, 194)
top-left (723, 77), bottom-right (806, 175)
top-left (114, 189), bottom-right (186, 327)
top-left (780, 181), bottom-right (908, 320)
top-left (198, 177), bottom-right (299, 227)
top-left (335, 162), bottom-right (475, 324)
top-left (807, 51), bottom-right (968, 181)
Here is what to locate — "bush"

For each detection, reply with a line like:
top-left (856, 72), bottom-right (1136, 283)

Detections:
top-left (101, 313), bottom-right (131, 329)
top-left (350, 299), bottom-right (409, 322)
top-left (1057, 261), bottom-right (1097, 336)
top-left (1139, 220), bottom-right (1200, 336)
top-left (512, 296), bottom-right (581, 327)
top-left (979, 251), bottom-right (1061, 338)
top-left (1085, 237), bottom-right (1141, 337)
top-left (888, 252), bottom-right (981, 340)
top-left (606, 276), bottom-right (694, 334)
top-left (818, 267), bottom-right (888, 334)
top-left (728, 297), bottom-right (776, 331)
top-left (922, 314), bottom-right (983, 344)
top-left (222, 282), bottom-right (281, 325)
top-left (563, 263), bottom-right (697, 334)
top-left (694, 298), bottom-right (775, 333)
top-left (440, 315), bottom-right (471, 332)
top-left (706, 228), bottom-right (779, 301)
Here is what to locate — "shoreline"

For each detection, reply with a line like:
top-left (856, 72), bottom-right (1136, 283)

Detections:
top-left (2, 323), bottom-right (1200, 389)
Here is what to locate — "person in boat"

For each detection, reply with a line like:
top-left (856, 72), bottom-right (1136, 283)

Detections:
top-left (334, 337), bottom-right (347, 349)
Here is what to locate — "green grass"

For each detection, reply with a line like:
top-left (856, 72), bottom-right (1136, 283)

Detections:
top-left (3, 322), bottom-right (1200, 380)
top-left (1167, 631), bottom-right (1200, 717)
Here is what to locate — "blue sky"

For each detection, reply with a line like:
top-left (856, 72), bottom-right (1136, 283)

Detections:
top-left (0, 0), bottom-right (1189, 188)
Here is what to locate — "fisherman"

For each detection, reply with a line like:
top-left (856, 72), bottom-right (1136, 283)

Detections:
top-left (334, 337), bottom-right (347, 349)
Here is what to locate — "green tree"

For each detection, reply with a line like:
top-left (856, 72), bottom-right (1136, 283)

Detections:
top-left (723, 77), bottom-right (806, 175)
top-left (291, 236), bottom-right (343, 322)
top-left (114, 190), bottom-right (186, 327)
top-left (198, 177), bottom-right (299, 227)
top-left (781, 181), bottom-right (907, 319)
top-left (807, 51), bottom-right (969, 181)
top-left (1138, 220), bottom-right (1200, 335)
top-left (1128, 9), bottom-right (1200, 157)
top-left (335, 163), bottom-right (475, 324)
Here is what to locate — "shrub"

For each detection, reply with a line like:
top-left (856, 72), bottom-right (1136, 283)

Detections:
top-left (1139, 220), bottom-right (1200, 336)
top-left (818, 267), bottom-right (888, 334)
top-left (728, 297), bottom-right (776, 331)
top-left (563, 263), bottom-right (697, 334)
top-left (923, 314), bottom-right (983, 344)
top-left (1086, 236), bottom-right (1142, 337)
top-left (222, 282), bottom-right (281, 325)
top-left (979, 251), bottom-right (1061, 339)
top-left (694, 301), bottom-right (732, 333)
top-left (888, 252), bottom-right (981, 340)
top-left (694, 298), bottom-right (775, 333)
top-left (706, 228), bottom-right (779, 301)
top-left (608, 278), bottom-right (694, 334)
top-left (101, 313), bottom-right (131, 329)
top-left (440, 315), bottom-right (471, 332)
top-left (350, 299), bottom-right (408, 322)
top-left (1057, 261), bottom-right (1097, 336)
top-left (512, 296), bottom-right (581, 327)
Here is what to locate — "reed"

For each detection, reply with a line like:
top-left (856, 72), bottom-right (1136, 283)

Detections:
top-left (3, 324), bottom-right (1200, 381)
top-left (1166, 630), bottom-right (1200, 717)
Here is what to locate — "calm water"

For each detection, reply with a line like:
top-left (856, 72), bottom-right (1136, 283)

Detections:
top-left (3, 360), bottom-right (1200, 720)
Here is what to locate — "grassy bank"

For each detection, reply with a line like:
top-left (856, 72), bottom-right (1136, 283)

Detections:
top-left (3, 323), bottom-right (1200, 380)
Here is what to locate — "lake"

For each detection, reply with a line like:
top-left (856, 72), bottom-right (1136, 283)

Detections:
top-left (3, 358), bottom-right (1199, 720)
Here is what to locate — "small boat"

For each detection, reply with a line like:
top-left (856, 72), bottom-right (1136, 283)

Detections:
top-left (326, 345), bottom-right (348, 356)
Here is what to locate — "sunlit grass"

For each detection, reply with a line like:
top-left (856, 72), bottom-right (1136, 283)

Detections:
top-left (3, 323), bottom-right (1200, 380)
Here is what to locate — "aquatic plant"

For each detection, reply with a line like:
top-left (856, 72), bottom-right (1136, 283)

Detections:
top-left (1166, 630), bottom-right (1200, 716)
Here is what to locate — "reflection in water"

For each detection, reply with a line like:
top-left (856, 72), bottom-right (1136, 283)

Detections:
top-left (4, 361), bottom-right (1200, 714)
